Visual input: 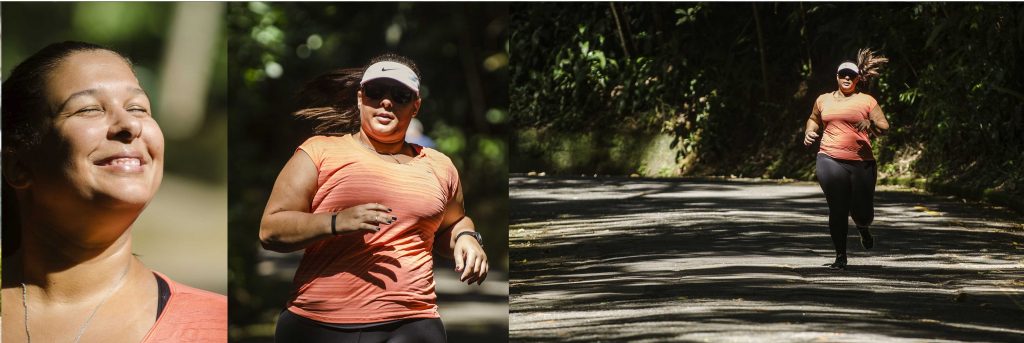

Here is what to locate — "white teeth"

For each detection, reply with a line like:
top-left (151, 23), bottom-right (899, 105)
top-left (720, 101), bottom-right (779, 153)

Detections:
top-left (110, 158), bottom-right (141, 166)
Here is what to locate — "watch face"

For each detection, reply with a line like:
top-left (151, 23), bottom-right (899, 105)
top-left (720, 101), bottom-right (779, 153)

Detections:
top-left (459, 231), bottom-right (483, 245)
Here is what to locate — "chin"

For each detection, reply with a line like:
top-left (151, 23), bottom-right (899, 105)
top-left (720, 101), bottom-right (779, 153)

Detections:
top-left (94, 180), bottom-right (161, 209)
top-left (366, 127), bottom-right (403, 142)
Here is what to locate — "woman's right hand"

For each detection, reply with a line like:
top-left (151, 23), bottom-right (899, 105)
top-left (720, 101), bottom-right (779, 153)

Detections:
top-left (334, 203), bottom-right (396, 234)
top-left (803, 131), bottom-right (820, 146)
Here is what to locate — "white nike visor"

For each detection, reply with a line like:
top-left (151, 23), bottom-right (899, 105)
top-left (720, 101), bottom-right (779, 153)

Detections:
top-left (360, 61), bottom-right (420, 94)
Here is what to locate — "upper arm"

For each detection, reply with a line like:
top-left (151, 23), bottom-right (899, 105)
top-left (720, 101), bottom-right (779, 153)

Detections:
top-left (869, 103), bottom-right (887, 124)
top-left (438, 178), bottom-right (466, 232)
top-left (808, 96), bottom-right (824, 127)
top-left (262, 150), bottom-right (320, 219)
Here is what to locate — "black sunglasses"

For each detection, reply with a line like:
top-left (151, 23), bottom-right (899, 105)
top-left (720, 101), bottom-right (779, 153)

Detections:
top-left (362, 82), bottom-right (416, 105)
top-left (837, 70), bottom-right (859, 78)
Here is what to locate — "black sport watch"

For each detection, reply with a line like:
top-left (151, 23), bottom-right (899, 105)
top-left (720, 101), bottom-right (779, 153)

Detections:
top-left (455, 231), bottom-right (483, 247)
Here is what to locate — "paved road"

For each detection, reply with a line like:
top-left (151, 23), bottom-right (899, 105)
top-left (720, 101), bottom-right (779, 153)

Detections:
top-left (510, 176), bottom-right (1024, 342)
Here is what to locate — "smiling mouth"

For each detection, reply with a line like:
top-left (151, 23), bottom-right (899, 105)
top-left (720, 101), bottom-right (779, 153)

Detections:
top-left (107, 158), bottom-right (141, 166)
top-left (95, 154), bottom-right (148, 173)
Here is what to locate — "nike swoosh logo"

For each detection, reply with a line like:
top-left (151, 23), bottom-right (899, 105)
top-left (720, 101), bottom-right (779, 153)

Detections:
top-left (382, 67), bottom-right (397, 71)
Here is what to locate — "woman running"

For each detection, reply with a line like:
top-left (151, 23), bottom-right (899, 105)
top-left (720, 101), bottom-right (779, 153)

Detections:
top-left (260, 53), bottom-right (488, 342)
top-left (1, 41), bottom-right (227, 342)
top-left (803, 48), bottom-right (891, 270)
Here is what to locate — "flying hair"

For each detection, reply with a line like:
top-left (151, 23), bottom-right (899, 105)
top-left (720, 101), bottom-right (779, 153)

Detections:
top-left (855, 48), bottom-right (889, 82)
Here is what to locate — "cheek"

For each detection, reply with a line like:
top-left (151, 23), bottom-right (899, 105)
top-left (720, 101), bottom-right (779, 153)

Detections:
top-left (144, 120), bottom-right (166, 159)
top-left (56, 122), bottom-right (107, 163)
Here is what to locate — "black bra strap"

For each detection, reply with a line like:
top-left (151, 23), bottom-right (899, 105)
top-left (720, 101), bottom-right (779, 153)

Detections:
top-left (155, 273), bottom-right (171, 320)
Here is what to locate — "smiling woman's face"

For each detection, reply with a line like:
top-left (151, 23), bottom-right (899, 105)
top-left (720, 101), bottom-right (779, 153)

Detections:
top-left (27, 50), bottom-right (164, 210)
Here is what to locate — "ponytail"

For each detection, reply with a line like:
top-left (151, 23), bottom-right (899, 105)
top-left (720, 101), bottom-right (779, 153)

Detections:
top-left (856, 48), bottom-right (889, 83)
top-left (293, 68), bottom-right (364, 135)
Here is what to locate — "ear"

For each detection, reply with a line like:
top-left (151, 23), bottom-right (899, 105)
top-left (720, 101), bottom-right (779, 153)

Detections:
top-left (2, 150), bottom-right (32, 189)
top-left (412, 98), bottom-right (422, 117)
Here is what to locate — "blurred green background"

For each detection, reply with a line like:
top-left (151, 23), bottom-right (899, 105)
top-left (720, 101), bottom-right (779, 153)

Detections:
top-left (227, 3), bottom-right (509, 342)
top-left (1, 3), bottom-right (228, 294)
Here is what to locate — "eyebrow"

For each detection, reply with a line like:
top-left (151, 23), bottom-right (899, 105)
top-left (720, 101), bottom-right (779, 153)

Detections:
top-left (55, 87), bottom-right (148, 113)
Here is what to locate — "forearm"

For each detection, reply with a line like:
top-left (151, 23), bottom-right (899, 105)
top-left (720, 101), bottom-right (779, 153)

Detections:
top-left (434, 216), bottom-right (476, 258)
top-left (805, 118), bottom-right (820, 134)
top-left (259, 211), bottom-right (333, 253)
top-left (447, 216), bottom-right (477, 249)
top-left (869, 106), bottom-right (889, 135)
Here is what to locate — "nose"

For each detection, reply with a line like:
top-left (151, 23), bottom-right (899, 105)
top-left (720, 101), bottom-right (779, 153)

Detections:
top-left (108, 108), bottom-right (143, 143)
top-left (378, 96), bottom-right (394, 110)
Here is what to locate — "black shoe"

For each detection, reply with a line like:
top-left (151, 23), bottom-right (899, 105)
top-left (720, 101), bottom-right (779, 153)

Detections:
top-left (858, 227), bottom-right (874, 250)
top-left (827, 254), bottom-right (847, 270)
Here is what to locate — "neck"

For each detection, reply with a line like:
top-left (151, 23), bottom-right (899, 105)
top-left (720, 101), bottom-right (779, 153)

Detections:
top-left (358, 131), bottom-right (407, 155)
top-left (5, 203), bottom-right (141, 304)
top-left (838, 89), bottom-right (856, 97)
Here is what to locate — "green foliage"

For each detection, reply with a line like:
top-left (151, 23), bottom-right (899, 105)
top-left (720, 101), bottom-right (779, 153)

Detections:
top-left (512, 3), bottom-right (1023, 201)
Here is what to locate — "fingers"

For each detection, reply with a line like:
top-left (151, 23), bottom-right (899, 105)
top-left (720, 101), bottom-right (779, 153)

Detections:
top-left (456, 245), bottom-right (488, 285)
top-left (474, 255), bottom-right (489, 285)
top-left (478, 261), bottom-right (489, 285)
top-left (357, 223), bottom-right (381, 233)
top-left (360, 203), bottom-right (392, 213)
top-left (803, 133), bottom-right (816, 146)
top-left (454, 245), bottom-right (465, 273)
top-left (363, 213), bottom-right (397, 225)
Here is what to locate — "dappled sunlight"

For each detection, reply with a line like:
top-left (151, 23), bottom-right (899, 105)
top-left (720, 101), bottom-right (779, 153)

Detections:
top-left (511, 176), bottom-right (1024, 341)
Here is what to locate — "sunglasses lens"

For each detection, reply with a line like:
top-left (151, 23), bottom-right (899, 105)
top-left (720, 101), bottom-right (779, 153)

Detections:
top-left (363, 83), bottom-right (415, 104)
top-left (363, 84), bottom-right (385, 99)
top-left (838, 71), bottom-right (858, 78)
top-left (392, 89), bottom-right (413, 104)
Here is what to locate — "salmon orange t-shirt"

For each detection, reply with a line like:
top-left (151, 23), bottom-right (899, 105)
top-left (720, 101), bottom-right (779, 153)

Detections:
top-left (815, 92), bottom-right (878, 161)
top-left (142, 272), bottom-right (227, 342)
top-left (287, 134), bottom-right (461, 324)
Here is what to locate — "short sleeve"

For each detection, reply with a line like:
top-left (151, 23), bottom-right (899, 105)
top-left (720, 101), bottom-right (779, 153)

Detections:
top-left (298, 136), bottom-right (330, 169)
top-left (424, 149), bottom-right (462, 204)
top-left (445, 160), bottom-right (462, 204)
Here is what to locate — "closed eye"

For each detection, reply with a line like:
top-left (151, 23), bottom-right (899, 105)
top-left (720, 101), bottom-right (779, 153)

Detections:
top-left (128, 107), bottom-right (150, 114)
top-left (74, 106), bottom-right (103, 115)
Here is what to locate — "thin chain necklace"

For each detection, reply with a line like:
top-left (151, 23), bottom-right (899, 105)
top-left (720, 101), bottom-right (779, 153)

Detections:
top-left (22, 260), bottom-right (132, 343)
top-left (357, 134), bottom-right (409, 164)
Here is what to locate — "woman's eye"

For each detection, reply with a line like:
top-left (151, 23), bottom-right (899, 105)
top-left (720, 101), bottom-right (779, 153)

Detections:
top-left (126, 106), bottom-right (152, 116)
top-left (74, 107), bottom-right (102, 115)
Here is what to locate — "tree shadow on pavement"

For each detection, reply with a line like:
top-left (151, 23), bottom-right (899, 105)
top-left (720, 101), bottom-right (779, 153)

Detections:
top-left (510, 176), bottom-right (1024, 342)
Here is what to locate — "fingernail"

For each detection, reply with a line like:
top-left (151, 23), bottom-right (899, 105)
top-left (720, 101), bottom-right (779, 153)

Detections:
top-left (392, 216), bottom-right (397, 221)
top-left (375, 227), bottom-right (381, 231)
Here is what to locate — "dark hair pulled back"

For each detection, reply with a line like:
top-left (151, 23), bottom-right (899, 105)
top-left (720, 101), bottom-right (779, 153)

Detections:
top-left (293, 53), bottom-right (421, 135)
top-left (1, 41), bottom-right (132, 256)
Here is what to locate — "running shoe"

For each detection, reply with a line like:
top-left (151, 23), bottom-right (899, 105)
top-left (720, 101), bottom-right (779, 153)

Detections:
top-left (827, 254), bottom-right (847, 270)
top-left (858, 227), bottom-right (873, 249)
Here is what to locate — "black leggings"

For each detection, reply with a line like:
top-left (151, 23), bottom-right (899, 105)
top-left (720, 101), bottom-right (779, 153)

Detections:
top-left (816, 154), bottom-right (876, 255)
top-left (275, 310), bottom-right (446, 343)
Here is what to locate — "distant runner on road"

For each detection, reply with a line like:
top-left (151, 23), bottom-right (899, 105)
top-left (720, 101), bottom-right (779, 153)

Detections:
top-left (803, 48), bottom-right (891, 270)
